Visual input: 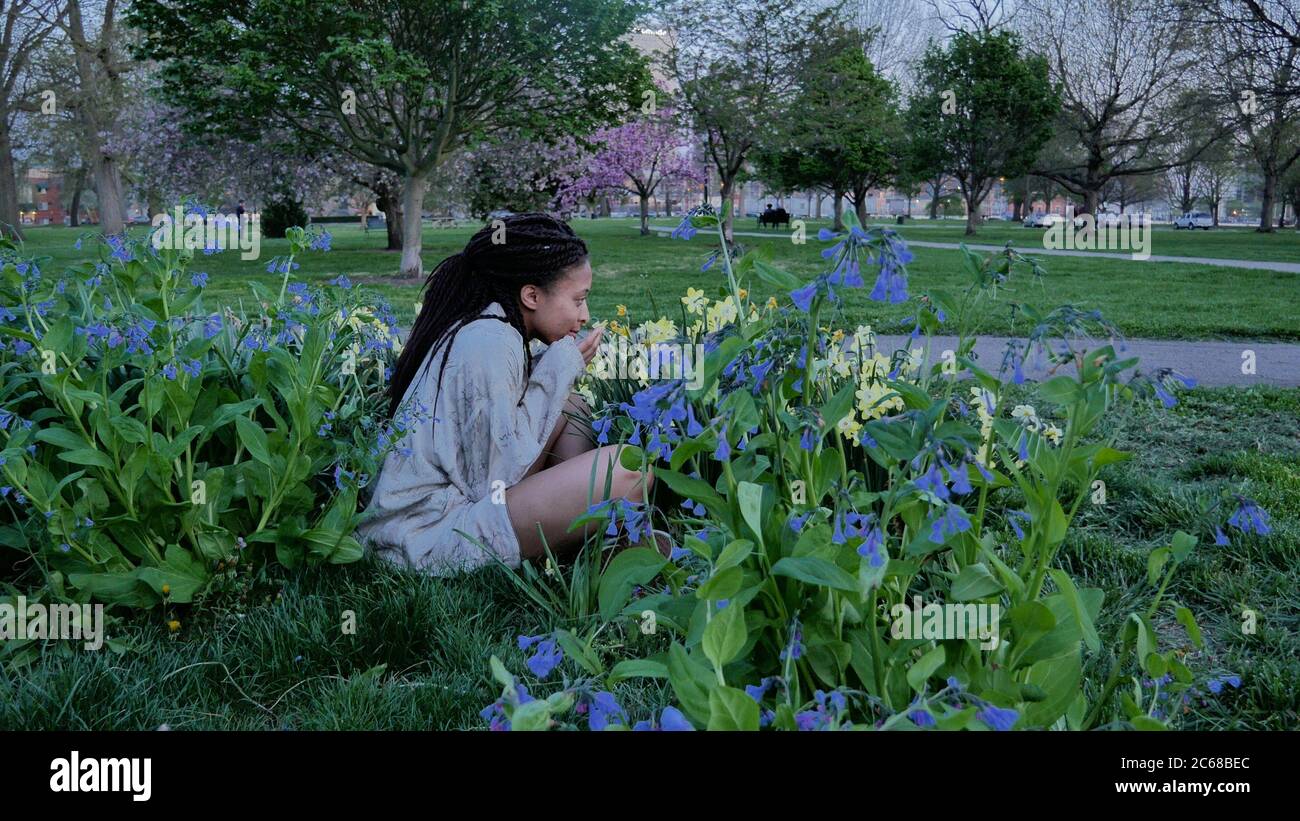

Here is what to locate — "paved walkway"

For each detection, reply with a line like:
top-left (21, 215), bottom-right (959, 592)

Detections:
top-left (392, 325), bottom-right (1298, 388)
top-left (872, 335), bottom-right (1300, 388)
top-left (643, 225), bottom-right (1300, 274)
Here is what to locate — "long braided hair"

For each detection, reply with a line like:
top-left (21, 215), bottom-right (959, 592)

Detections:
top-left (386, 212), bottom-right (589, 421)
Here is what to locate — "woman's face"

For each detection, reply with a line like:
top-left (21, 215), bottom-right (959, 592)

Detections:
top-left (519, 259), bottom-right (592, 344)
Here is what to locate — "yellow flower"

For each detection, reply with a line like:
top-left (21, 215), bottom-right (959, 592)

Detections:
top-left (1011, 404), bottom-right (1040, 431)
top-left (161, 584), bottom-right (171, 596)
top-left (1043, 423), bottom-right (1064, 445)
top-left (831, 329), bottom-right (845, 344)
top-left (682, 287), bottom-right (708, 315)
top-left (167, 619), bottom-right (181, 632)
top-left (607, 319), bottom-right (630, 337)
top-left (636, 317), bottom-right (678, 344)
top-left (766, 296), bottom-right (778, 311)
top-left (705, 298), bottom-right (738, 332)
top-left (856, 380), bottom-right (903, 419)
top-left (616, 304), bottom-right (627, 317)
top-left (837, 412), bottom-right (862, 441)
top-left (738, 288), bottom-right (748, 300)
top-left (828, 349), bottom-right (853, 378)
top-left (860, 353), bottom-right (892, 382)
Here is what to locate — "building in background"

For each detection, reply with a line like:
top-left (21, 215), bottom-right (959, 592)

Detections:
top-left (17, 168), bottom-right (66, 225)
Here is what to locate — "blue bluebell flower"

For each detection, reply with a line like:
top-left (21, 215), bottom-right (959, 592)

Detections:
top-left (931, 504), bottom-right (972, 543)
top-left (588, 691), bottom-right (628, 730)
top-left (1227, 498), bottom-right (1271, 536)
top-left (525, 638), bottom-right (563, 678)
top-left (976, 705), bottom-right (1018, 731)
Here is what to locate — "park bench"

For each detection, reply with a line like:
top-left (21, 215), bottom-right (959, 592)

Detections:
top-left (757, 207), bottom-right (791, 228)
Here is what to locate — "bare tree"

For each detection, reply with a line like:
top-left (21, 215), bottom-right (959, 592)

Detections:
top-left (0, 0), bottom-right (62, 238)
top-left (1210, 0), bottom-right (1300, 230)
top-left (656, 0), bottom-right (828, 241)
top-left (850, 0), bottom-right (945, 91)
top-left (1018, 0), bottom-right (1212, 216)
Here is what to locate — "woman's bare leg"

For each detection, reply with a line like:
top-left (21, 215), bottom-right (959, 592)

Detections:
top-left (506, 444), bottom-right (653, 561)
top-left (523, 393), bottom-right (595, 479)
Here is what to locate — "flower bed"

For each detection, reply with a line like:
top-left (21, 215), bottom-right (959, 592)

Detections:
top-left (485, 205), bottom-right (1270, 731)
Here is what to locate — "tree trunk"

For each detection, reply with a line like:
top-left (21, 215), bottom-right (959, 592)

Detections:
top-left (639, 189), bottom-right (650, 236)
top-left (69, 168), bottom-right (86, 227)
top-left (928, 180), bottom-right (941, 219)
top-left (93, 152), bottom-right (127, 234)
top-left (831, 188), bottom-right (845, 232)
top-left (400, 172), bottom-right (428, 276)
top-left (1258, 171), bottom-right (1276, 233)
top-left (1082, 188), bottom-right (1100, 218)
top-left (0, 128), bottom-right (22, 240)
top-left (853, 186), bottom-right (868, 227)
top-left (719, 174), bottom-right (735, 241)
top-left (374, 183), bottom-right (403, 251)
top-left (815, 193), bottom-right (823, 219)
top-left (964, 185), bottom-right (983, 236)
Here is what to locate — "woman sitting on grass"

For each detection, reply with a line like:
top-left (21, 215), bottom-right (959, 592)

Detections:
top-left (356, 213), bottom-right (668, 576)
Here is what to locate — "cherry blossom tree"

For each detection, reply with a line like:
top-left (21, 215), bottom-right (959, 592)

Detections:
top-left (564, 103), bottom-right (706, 235)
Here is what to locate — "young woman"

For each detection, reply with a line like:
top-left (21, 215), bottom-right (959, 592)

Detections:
top-left (356, 213), bottom-right (664, 576)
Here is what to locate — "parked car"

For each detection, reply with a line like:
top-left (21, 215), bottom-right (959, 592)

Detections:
top-left (1173, 211), bottom-right (1214, 229)
top-left (1023, 212), bottom-right (1061, 228)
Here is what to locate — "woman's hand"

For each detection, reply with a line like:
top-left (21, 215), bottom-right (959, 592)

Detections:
top-left (575, 325), bottom-right (605, 366)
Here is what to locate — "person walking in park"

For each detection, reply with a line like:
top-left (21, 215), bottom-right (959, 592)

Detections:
top-left (356, 213), bottom-right (668, 576)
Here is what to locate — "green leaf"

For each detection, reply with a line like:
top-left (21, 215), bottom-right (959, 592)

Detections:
top-left (554, 629), bottom-right (603, 676)
top-left (737, 481), bottom-right (766, 546)
top-left (950, 564), bottom-right (1003, 601)
top-left (752, 260), bottom-right (803, 290)
top-left (695, 565), bottom-right (743, 600)
top-left (1048, 569), bottom-right (1100, 652)
top-left (906, 645), bottom-right (946, 693)
top-left (598, 547), bottom-right (666, 621)
top-left (490, 655), bottom-right (514, 689)
top-left (608, 659), bottom-right (668, 686)
top-left (667, 643), bottom-right (713, 726)
top-left (708, 685), bottom-right (759, 730)
top-left (771, 556), bottom-right (857, 592)
top-left (1147, 547), bottom-right (1170, 586)
top-left (234, 415), bottom-right (272, 465)
top-left (714, 539), bottom-right (754, 571)
top-left (136, 545), bottom-right (210, 603)
top-left (56, 448), bottom-right (113, 469)
top-left (702, 601), bottom-right (747, 670)
top-left (1175, 606), bottom-right (1203, 649)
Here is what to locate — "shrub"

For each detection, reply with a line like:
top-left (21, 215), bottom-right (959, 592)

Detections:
top-left (0, 216), bottom-right (411, 609)
top-left (260, 195), bottom-right (311, 239)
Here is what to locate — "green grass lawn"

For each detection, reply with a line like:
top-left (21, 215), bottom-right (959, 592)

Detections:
top-left (4, 386), bottom-right (1294, 730)
top-left (14, 220), bottom-right (1300, 341)
top-left (716, 214), bottom-right (1300, 263)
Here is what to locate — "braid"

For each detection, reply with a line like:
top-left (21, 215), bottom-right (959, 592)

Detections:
top-left (386, 212), bottom-right (589, 422)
